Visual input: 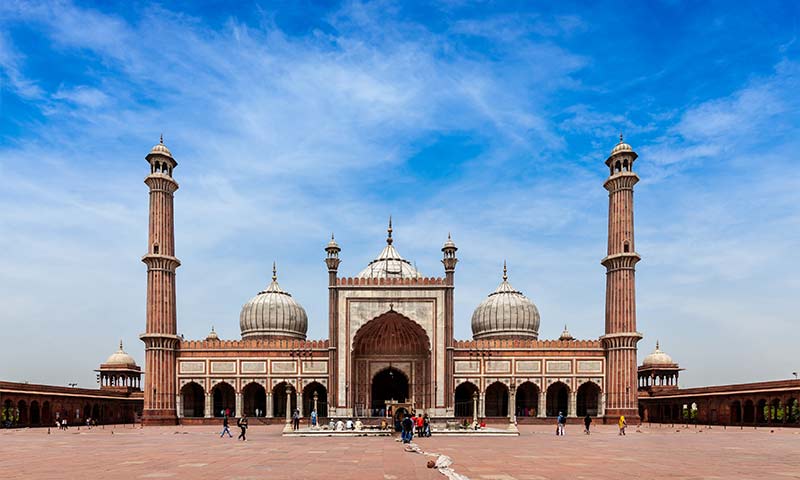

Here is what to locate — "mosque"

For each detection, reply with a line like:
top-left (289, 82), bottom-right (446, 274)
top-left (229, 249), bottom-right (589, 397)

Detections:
top-left (139, 135), bottom-right (644, 426)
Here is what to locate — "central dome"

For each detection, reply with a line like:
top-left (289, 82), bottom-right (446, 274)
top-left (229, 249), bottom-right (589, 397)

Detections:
top-left (357, 218), bottom-right (422, 279)
top-left (240, 263), bottom-right (308, 340)
top-left (471, 263), bottom-right (540, 340)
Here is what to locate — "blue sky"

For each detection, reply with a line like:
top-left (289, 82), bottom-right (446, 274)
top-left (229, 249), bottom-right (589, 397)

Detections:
top-left (1, 1), bottom-right (798, 389)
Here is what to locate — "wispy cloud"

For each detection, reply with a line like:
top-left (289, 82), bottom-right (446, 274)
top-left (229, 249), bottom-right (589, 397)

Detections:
top-left (0, 1), bottom-right (797, 389)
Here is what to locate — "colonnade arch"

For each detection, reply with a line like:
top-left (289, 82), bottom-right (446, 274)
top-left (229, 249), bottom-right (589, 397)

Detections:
top-left (515, 382), bottom-right (539, 417)
top-left (576, 382), bottom-right (601, 417)
top-left (242, 382), bottom-right (266, 417)
top-left (454, 381), bottom-right (478, 418)
top-left (484, 382), bottom-right (509, 417)
top-left (546, 382), bottom-right (569, 417)
top-left (272, 381), bottom-right (297, 418)
top-left (212, 382), bottom-right (235, 418)
top-left (302, 382), bottom-right (328, 418)
top-left (180, 382), bottom-right (205, 418)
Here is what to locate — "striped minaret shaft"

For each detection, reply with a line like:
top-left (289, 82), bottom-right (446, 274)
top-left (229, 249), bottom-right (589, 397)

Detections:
top-left (601, 135), bottom-right (643, 422)
top-left (140, 137), bottom-right (181, 425)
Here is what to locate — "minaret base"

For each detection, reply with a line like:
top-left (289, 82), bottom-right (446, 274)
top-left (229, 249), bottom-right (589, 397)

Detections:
top-left (142, 409), bottom-right (179, 426)
top-left (603, 409), bottom-right (640, 425)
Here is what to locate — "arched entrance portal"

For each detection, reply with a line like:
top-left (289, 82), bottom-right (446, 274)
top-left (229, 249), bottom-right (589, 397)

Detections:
top-left (242, 383), bottom-right (266, 417)
top-left (454, 382), bottom-right (479, 418)
top-left (181, 382), bottom-right (205, 418)
top-left (546, 382), bottom-right (569, 417)
top-left (212, 382), bottom-right (235, 418)
top-left (352, 310), bottom-right (431, 417)
top-left (576, 382), bottom-right (601, 417)
top-left (371, 368), bottom-right (409, 414)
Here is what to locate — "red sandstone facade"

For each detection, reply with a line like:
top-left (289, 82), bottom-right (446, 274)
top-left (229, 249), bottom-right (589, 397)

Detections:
top-left (140, 136), bottom-right (644, 425)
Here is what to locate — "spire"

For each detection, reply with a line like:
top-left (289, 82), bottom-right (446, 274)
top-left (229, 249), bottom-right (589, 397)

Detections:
top-left (619, 132), bottom-right (623, 143)
top-left (656, 340), bottom-right (660, 351)
top-left (160, 133), bottom-right (164, 144)
top-left (503, 260), bottom-right (508, 281)
top-left (119, 339), bottom-right (123, 351)
top-left (387, 216), bottom-right (393, 245)
top-left (272, 261), bottom-right (277, 281)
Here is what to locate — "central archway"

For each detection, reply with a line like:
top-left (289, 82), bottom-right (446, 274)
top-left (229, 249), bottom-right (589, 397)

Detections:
top-left (371, 368), bottom-right (409, 412)
top-left (352, 310), bottom-right (431, 416)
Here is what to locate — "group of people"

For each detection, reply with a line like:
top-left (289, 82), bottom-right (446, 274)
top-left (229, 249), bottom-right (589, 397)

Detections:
top-left (220, 415), bottom-right (249, 441)
top-left (400, 413), bottom-right (431, 443)
top-left (555, 412), bottom-right (627, 436)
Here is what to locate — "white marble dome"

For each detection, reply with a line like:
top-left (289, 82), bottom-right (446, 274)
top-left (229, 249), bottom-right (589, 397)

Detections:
top-left (239, 264), bottom-right (308, 340)
top-left (610, 134), bottom-right (633, 156)
top-left (642, 341), bottom-right (676, 366)
top-left (147, 136), bottom-right (174, 160)
top-left (105, 341), bottom-right (138, 367)
top-left (357, 219), bottom-right (422, 279)
top-left (471, 263), bottom-right (540, 340)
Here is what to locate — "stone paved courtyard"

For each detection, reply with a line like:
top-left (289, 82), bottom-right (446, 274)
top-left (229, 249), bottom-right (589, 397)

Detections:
top-left (1, 423), bottom-right (799, 479)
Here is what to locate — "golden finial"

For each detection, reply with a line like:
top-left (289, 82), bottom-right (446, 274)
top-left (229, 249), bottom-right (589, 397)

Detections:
top-left (503, 260), bottom-right (508, 281)
top-left (272, 261), bottom-right (277, 281)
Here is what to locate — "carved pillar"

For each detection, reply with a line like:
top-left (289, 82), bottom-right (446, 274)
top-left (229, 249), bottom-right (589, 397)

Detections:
top-left (313, 391), bottom-right (319, 415)
top-left (296, 390), bottom-right (303, 417)
top-left (509, 385), bottom-right (516, 420)
top-left (235, 393), bottom-right (243, 418)
top-left (479, 392), bottom-right (486, 418)
top-left (599, 393), bottom-right (606, 417)
top-left (285, 386), bottom-right (292, 423)
top-left (569, 389), bottom-right (577, 417)
top-left (472, 391), bottom-right (478, 424)
top-left (176, 394), bottom-right (182, 418)
top-left (204, 393), bottom-right (212, 418)
top-left (266, 393), bottom-right (273, 418)
top-left (537, 389), bottom-right (546, 418)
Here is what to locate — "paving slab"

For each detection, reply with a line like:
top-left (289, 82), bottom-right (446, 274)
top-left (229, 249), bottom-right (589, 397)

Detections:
top-left (0, 423), bottom-right (798, 479)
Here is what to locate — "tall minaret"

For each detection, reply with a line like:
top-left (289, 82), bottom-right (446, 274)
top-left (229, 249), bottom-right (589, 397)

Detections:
top-left (601, 134), bottom-right (643, 422)
top-left (324, 233), bottom-right (341, 413)
top-left (441, 233), bottom-right (458, 413)
top-left (140, 136), bottom-right (181, 425)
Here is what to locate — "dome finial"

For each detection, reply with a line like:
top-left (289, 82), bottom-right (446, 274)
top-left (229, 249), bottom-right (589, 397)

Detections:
top-left (387, 216), bottom-right (393, 245)
top-left (272, 261), bottom-right (277, 281)
top-left (119, 339), bottom-right (123, 351)
top-left (331, 232), bottom-right (335, 240)
top-left (160, 133), bottom-right (164, 144)
top-left (656, 339), bottom-right (660, 350)
top-left (503, 260), bottom-right (508, 281)
top-left (619, 132), bottom-right (623, 143)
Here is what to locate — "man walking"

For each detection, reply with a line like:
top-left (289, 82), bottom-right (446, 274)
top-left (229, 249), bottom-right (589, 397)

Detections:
top-left (237, 415), bottom-right (248, 441)
top-left (584, 414), bottom-right (592, 435)
top-left (220, 415), bottom-right (232, 438)
top-left (556, 411), bottom-right (566, 436)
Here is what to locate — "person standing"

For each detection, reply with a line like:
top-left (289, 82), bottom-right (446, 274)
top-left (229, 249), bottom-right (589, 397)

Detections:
top-left (220, 415), bottom-right (232, 438)
top-left (311, 409), bottom-right (317, 428)
top-left (423, 414), bottom-right (431, 437)
top-left (618, 415), bottom-right (627, 436)
top-left (292, 409), bottom-right (300, 431)
top-left (556, 412), bottom-right (565, 436)
top-left (237, 416), bottom-right (248, 441)
top-left (584, 414), bottom-right (592, 435)
top-left (401, 414), bottom-right (414, 443)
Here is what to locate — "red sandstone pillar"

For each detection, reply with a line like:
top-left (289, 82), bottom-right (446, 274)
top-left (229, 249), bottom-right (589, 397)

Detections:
top-left (139, 137), bottom-right (180, 426)
top-left (600, 135), bottom-right (642, 424)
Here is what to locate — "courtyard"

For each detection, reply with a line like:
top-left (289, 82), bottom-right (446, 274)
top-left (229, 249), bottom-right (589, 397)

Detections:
top-left (1, 423), bottom-right (798, 479)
